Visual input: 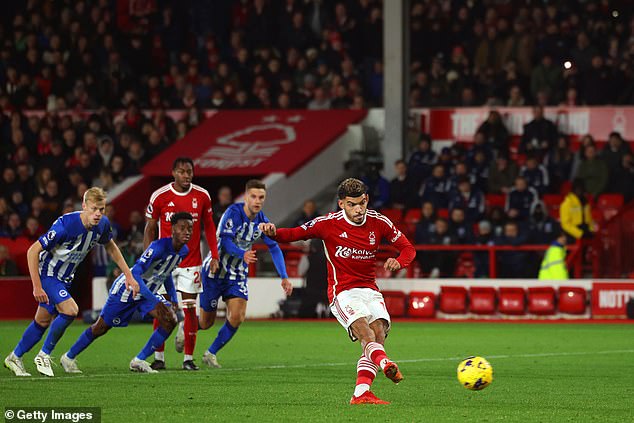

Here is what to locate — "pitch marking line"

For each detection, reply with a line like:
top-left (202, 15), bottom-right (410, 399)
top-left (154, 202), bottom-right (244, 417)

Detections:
top-left (3, 349), bottom-right (633, 381)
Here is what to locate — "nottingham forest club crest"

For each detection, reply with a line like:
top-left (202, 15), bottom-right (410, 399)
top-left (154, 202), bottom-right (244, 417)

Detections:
top-left (192, 198), bottom-right (198, 209)
top-left (369, 231), bottom-right (376, 246)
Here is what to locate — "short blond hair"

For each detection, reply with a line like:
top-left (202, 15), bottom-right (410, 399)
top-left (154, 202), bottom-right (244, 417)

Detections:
top-left (83, 187), bottom-right (107, 204)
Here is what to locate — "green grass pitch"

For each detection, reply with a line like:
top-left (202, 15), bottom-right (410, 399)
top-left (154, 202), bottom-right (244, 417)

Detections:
top-left (1, 320), bottom-right (633, 422)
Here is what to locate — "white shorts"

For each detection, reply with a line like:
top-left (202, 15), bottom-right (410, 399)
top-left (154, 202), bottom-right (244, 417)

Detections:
top-left (330, 288), bottom-right (391, 342)
top-left (157, 266), bottom-right (203, 295)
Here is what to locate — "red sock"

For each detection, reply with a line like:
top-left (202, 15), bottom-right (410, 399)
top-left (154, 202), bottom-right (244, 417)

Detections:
top-left (153, 318), bottom-right (165, 353)
top-left (364, 342), bottom-right (389, 370)
top-left (183, 305), bottom-right (197, 356)
top-left (356, 356), bottom-right (377, 387)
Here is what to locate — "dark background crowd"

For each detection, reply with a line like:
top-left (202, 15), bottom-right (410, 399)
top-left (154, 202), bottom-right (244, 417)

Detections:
top-left (1, 0), bottom-right (634, 278)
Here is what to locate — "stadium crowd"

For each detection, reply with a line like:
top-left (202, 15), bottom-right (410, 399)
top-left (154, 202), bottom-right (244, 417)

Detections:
top-left (1, 0), bottom-right (634, 277)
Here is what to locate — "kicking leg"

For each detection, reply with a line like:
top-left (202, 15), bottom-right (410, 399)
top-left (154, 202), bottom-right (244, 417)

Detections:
top-left (5, 306), bottom-right (54, 377)
top-left (204, 298), bottom-right (246, 368)
top-left (62, 318), bottom-right (111, 374)
top-left (351, 318), bottom-right (402, 383)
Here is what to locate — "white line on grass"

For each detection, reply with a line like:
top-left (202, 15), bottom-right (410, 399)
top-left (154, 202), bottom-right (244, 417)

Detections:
top-left (3, 349), bottom-right (633, 382)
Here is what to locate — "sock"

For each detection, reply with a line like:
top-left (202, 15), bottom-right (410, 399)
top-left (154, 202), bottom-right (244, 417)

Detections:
top-left (14, 321), bottom-right (47, 358)
top-left (364, 342), bottom-right (390, 370)
top-left (183, 300), bottom-right (198, 359)
top-left (153, 318), bottom-right (165, 359)
top-left (208, 321), bottom-right (238, 355)
top-left (67, 327), bottom-right (96, 359)
top-left (353, 356), bottom-right (378, 397)
top-left (137, 327), bottom-right (171, 360)
top-left (41, 314), bottom-right (74, 355)
top-left (184, 354), bottom-right (193, 361)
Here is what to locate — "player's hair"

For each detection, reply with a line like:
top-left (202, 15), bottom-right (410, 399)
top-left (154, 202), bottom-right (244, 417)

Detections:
top-left (83, 187), bottom-right (107, 204)
top-left (170, 212), bottom-right (193, 225)
top-left (337, 178), bottom-right (367, 199)
top-left (173, 157), bottom-right (194, 170)
top-left (245, 179), bottom-right (266, 191)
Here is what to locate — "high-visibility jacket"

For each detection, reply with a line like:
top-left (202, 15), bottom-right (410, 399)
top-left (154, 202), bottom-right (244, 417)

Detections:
top-left (559, 192), bottom-right (594, 240)
top-left (538, 242), bottom-right (568, 280)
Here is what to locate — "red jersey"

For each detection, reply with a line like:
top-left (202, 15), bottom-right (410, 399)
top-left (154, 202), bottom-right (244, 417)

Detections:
top-left (145, 183), bottom-right (219, 267)
top-left (274, 209), bottom-right (416, 302)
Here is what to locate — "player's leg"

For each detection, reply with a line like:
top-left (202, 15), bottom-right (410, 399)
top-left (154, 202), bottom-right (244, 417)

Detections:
top-left (132, 301), bottom-right (177, 373)
top-left (367, 291), bottom-right (402, 384)
top-left (150, 285), bottom-right (171, 370)
top-left (62, 317), bottom-right (112, 374)
top-left (176, 266), bottom-right (203, 370)
top-left (198, 271), bottom-right (220, 330)
top-left (4, 306), bottom-right (55, 377)
top-left (205, 296), bottom-right (247, 368)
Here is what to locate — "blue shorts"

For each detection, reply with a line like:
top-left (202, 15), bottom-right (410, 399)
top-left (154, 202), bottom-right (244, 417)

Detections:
top-left (200, 277), bottom-right (248, 312)
top-left (100, 294), bottom-right (171, 327)
top-left (39, 276), bottom-right (73, 314)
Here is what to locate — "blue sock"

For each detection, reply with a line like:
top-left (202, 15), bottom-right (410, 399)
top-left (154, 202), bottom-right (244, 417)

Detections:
top-left (67, 327), bottom-right (96, 359)
top-left (41, 314), bottom-right (75, 355)
top-left (208, 321), bottom-right (238, 355)
top-left (14, 321), bottom-right (47, 358)
top-left (137, 327), bottom-right (171, 360)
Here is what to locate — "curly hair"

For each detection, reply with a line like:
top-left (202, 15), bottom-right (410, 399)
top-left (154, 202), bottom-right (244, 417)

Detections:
top-left (337, 178), bottom-right (367, 199)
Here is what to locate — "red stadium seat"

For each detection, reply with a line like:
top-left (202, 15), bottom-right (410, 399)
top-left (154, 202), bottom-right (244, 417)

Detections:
top-left (498, 287), bottom-right (526, 315)
top-left (486, 194), bottom-right (506, 211)
top-left (381, 291), bottom-right (406, 317)
top-left (440, 286), bottom-right (468, 314)
top-left (454, 253), bottom-right (475, 278)
top-left (527, 287), bottom-right (556, 315)
top-left (542, 194), bottom-right (563, 220)
top-left (560, 180), bottom-right (572, 195)
top-left (380, 208), bottom-right (404, 225)
top-left (558, 286), bottom-right (587, 314)
top-left (404, 208), bottom-right (422, 224)
top-left (437, 208), bottom-right (449, 219)
top-left (469, 287), bottom-right (496, 315)
top-left (597, 194), bottom-right (624, 221)
top-left (407, 291), bottom-right (436, 318)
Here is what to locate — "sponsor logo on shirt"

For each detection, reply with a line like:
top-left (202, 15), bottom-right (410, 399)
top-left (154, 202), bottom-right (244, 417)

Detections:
top-left (168, 201), bottom-right (175, 207)
top-left (339, 232), bottom-right (348, 238)
top-left (334, 246), bottom-right (375, 260)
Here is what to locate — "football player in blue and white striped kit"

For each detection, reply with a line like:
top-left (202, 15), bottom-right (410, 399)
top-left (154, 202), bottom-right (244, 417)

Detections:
top-left (4, 187), bottom-right (138, 377)
top-left (60, 212), bottom-right (193, 374)
top-left (198, 180), bottom-right (293, 368)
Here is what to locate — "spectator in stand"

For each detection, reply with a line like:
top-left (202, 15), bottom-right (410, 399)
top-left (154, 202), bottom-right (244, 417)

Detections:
top-left (488, 154), bottom-right (519, 194)
top-left (545, 134), bottom-right (574, 194)
top-left (361, 163), bottom-right (390, 210)
top-left (0, 244), bottom-right (19, 276)
top-left (469, 150), bottom-right (490, 193)
top-left (530, 54), bottom-right (563, 105)
top-left (407, 135), bottom-right (436, 189)
top-left (420, 164), bottom-right (451, 209)
top-left (22, 215), bottom-right (44, 241)
top-left (293, 199), bottom-right (319, 227)
top-left (448, 207), bottom-right (474, 245)
top-left (415, 217), bottom-right (456, 278)
top-left (0, 212), bottom-right (22, 239)
top-left (414, 201), bottom-right (436, 244)
top-left (476, 110), bottom-right (510, 156)
top-left (495, 221), bottom-right (532, 278)
top-left (573, 144), bottom-right (608, 198)
top-left (602, 132), bottom-right (631, 192)
top-left (609, 153), bottom-right (634, 202)
top-left (474, 220), bottom-right (494, 278)
top-left (448, 176), bottom-right (485, 223)
top-left (520, 155), bottom-right (550, 195)
top-left (560, 179), bottom-right (596, 242)
top-left (505, 176), bottom-right (539, 221)
top-left (521, 106), bottom-right (558, 158)
top-left (212, 186), bottom-right (234, 227)
top-left (528, 201), bottom-right (560, 244)
top-left (389, 159), bottom-right (416, 210)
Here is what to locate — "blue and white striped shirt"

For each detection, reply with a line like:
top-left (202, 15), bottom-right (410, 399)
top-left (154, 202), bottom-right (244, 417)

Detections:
top-left (110, 238), bottom-right (189, 303)
top-left (38, 212), bottom-right (113, 282)
top-left (204, 203), bottom-right (288, 281)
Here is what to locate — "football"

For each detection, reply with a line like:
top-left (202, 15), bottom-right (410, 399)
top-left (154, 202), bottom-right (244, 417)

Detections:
top-left (457, 356), bottom-right (493, 390)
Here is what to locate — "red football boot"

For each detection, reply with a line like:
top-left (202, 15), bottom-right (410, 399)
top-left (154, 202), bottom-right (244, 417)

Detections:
top-left (350, 391), bottom-right (390, 405)
top-left (383, 361), bottom-right (403, 384)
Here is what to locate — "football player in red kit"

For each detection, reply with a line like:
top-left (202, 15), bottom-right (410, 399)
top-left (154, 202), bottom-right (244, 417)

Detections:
top-left (144, 157), bottom-right (219, 370)
top-left (260, 178), bottom-right (416, 404)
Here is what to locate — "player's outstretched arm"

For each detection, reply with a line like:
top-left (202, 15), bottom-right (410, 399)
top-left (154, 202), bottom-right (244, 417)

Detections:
top-left (26, 241), bottom-right (48, 304)
top-left (105, 240), bottom-right (139, 295)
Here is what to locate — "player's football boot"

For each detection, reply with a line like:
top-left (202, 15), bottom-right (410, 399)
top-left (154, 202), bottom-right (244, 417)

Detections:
top-left (129, 358), bottom-right (158, 373)
top-left (60, 353), bottom-right (82, 374)
top-left (34, 352), bottom-right (54, 377)
top-left (182, 360), bottom-right (200, 371)
top-left (202, 351), bottom-right (221, 368)
top-left (175, 321), bottom-right (185, 353)
top-left (4, 352), bottom-right (31, 377)
top-left (350, 391), bottom-right (390, 405)
top-left (150, 359), bottom-right (166, 370)
top-left (383, 361), bottom-right (403, 384)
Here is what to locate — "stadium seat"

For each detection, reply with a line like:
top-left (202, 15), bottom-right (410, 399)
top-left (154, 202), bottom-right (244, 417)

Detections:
top-left (382, 291), bottom-right (407, 317)
top-left (559, 180), bottom-right (572, 195)
top-left (437, 208), bottom-right (449, 219)
top-left (455, 253), bottom-right (476, 278)
top-left (498, 287), bottom-right (526, 315)
top-left (403, 209), bottom-right (422, 234)
top-left (558, 286), bottom-right (587, 314)
top-left (597, 194), bottom-right (624, 221)
top-left (380, 208), bottom-right (404, 225)
top-left (407, 291), bottom-right (436, 318)
top-left (527, 287), bottom-right (556, 315)
top-left (469, 287), bottom-right (496, 315)
top-left (542, 194), bottom-right (563, 220)
top-left (439, 286), bottom-right (468, 314)
top-left (485, 194), bottom-right (506, 211)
